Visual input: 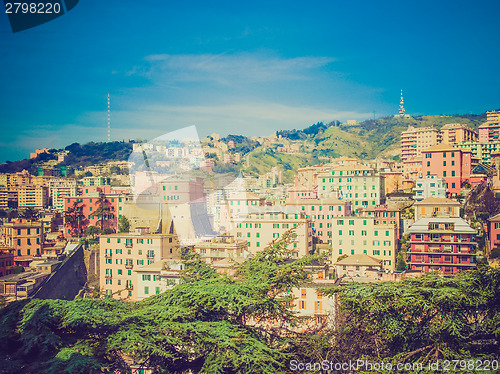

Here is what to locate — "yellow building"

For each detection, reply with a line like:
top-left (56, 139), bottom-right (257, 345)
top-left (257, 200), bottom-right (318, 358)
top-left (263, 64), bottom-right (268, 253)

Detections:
top-left (413, 197), bottom-right (461, 221)
top-left (194, 235), bottom-right (249, 264)
top-left (440, 123), bottom-right (477, 144)
top-left (17, 186), bottom-right (49, 208)
top-left (99, 229), bottom-right (180, 301)
top-left (331, 216), bottom-right (397, 270)
top-left (231, 206), bottom-right (313, 258)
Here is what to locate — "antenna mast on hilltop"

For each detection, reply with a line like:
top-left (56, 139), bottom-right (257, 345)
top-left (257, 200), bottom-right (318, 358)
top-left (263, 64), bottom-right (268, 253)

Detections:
top-left (399, 89), bottom-right (405, 117)
top-left (107, 92), bottom-right (111, 142)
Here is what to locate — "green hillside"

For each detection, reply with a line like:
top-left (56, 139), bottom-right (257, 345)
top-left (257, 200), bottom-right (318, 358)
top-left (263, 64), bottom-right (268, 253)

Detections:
top-left (241, 114), bottom-right (487, 182)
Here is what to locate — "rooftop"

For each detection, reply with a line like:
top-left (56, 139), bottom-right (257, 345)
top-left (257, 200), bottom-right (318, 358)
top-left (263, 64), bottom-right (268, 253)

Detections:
top-left (423, 143), bottom-right (470, 153)
top-left (408, 217), bottom-right (476, 234)
top-left (414, 197), bottom-right (461, 206)
top-left (334, 254), bottom-right (382, 267)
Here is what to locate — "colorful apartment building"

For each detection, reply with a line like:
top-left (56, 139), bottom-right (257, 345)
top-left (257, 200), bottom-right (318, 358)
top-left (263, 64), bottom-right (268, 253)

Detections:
top-left (64, 193), bottom-right (119, 236)
top-left (135, 259), bottom-right (184, 301)
top-left (413, 175), bottom-right (447, 201)
top-left (403, 157), bottom-right (422, 182)
top-left (0, 220), bottom-right (44, 264)
top-left (17, 186), bottom-right (49, 208)
top-left (406, 217), bottom-right (476, 275)
top-left (478, 110), bottom-right (500, 143)
top-left (193, 235), bottom-right (249, 263)
top-left (48, 178), bottom-right (78, 211)
top-left (422, 144), bottom-right (471, 196)
top-left (82, 176), bottom-right (111, 187)
top-left (414, 197), bottom-right (461, 221)
top-left (401, 125), bottom-right (441, 162)
top-left (440, 123), bottom-right (478, 144)
top-left (285, 197), bottom-right (351, 245)
top-left (0, 190), bottom-right (17, 209)
top-left (231, 206), bottom-right (313, 258)
top-left (454, 140), bottom-right (500, 165)
top-left (360, 205), bottom-right (402, 241)
top-left (99, 230), bottom-right (180, 300)
top-left (0, 248), bottom-right (15, 277)
top-left (487, 213), bottom-right (500, 254)
top-left (317, 165), bottom-right (385, 213)
top-left (330, 216), bottom-right (397, 270)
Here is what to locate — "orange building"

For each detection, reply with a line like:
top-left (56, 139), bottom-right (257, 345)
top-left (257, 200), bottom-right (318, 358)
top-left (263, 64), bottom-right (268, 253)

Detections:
top-left (401, 126), bottom-right (441, 162)
top-left (440, 123), bottom-right (478, 144)
top-left (0, 220), bottom-right (44, 265)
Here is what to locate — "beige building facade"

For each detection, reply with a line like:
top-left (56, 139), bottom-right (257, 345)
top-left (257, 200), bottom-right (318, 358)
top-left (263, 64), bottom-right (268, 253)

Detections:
top-left (99, 230), bottom-right (180, 301)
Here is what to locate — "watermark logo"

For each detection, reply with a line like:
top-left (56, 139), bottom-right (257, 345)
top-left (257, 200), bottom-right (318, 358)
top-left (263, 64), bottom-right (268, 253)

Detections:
top-left (128, 126), bottom-right (249, 246)
top-left (3, 0), bottom-right (79, 33)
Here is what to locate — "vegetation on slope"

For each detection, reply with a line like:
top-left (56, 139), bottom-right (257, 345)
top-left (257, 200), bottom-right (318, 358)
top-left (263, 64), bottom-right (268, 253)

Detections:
top-left (0, 235), bottom-right (498, 373)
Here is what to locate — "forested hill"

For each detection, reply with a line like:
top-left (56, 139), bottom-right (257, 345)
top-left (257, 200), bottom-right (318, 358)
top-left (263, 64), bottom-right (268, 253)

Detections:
top-left (0, 113), bottom-right (487, 175)
top-left (0, 141), bottom-right (134, 174)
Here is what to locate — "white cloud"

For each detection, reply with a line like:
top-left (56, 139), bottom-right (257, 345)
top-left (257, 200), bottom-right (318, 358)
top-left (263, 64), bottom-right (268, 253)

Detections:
top-left (138, 52), bottom-right (335, 85)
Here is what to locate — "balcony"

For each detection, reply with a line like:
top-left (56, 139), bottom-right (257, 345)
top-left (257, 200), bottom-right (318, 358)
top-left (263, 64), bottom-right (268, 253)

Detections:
top-left (105, 274), bottom-right (112, 278)
top-left (125, 263), bottom-right (133, 269)
top-left (104, 253), bottom-right (112, 258)
top-left (126, 284), bottom-right (133, 290)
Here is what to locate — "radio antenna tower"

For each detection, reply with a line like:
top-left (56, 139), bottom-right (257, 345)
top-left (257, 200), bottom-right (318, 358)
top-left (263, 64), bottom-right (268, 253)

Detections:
top-left (399, 89), bottom-right (405, 117)
top-left (107, 92), bottom-right (111, 142)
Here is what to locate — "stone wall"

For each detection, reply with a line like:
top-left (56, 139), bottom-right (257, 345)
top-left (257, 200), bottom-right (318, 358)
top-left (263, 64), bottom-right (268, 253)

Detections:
top-left (31, 244), bottom-right (87, 300)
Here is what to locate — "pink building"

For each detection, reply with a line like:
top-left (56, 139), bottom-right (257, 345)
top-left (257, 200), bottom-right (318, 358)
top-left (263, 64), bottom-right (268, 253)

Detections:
top-left (288, 188), bottom-right (318, 201)
top-left (422, 144), bottom-right (471, 196)
top-left (285, 197), bottom-right (351, 245)
top-left (407, 217), bottom-right (476, 275)
top-left (64, 194), bottom-right (119, 236)
top-left (488, 213), bottom-right (500, 254)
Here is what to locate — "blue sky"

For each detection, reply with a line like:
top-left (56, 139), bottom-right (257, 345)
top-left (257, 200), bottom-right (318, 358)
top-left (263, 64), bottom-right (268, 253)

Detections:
top-left (0, 0), bottom-right (499, 162)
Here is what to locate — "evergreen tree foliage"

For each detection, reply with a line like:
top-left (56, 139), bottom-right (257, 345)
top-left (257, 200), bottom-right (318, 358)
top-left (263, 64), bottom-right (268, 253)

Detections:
top-left (0, 231), bottom-right (320, 373)
top-left (323, 267), bottom-right (500, 364)
top-left (118, 216), bottom-right (130, 233)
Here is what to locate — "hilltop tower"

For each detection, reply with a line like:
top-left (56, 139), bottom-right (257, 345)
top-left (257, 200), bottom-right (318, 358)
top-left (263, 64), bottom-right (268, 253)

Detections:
top-left (399, 89), bottom-right (405, 116)
top-left (395, 89), bottom-right (411, 118)
top-left (107, 92), bottom-right (111, 142)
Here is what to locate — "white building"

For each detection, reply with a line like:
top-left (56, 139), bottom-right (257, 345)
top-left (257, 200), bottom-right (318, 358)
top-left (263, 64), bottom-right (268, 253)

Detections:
top-left (413, 175), bottom-right (447, 201)
top-left (135, 259), bottom-right (184, 301)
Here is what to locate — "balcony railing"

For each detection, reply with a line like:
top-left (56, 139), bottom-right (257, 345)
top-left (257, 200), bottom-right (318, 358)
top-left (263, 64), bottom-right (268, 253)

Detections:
top-left (125, 263), bottom-right (133, 269)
